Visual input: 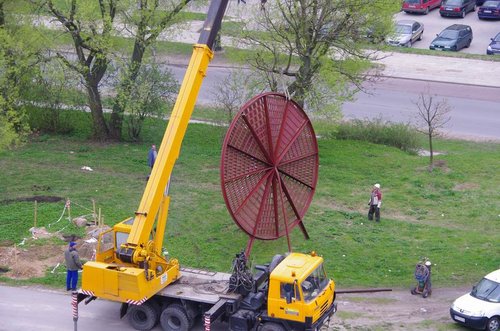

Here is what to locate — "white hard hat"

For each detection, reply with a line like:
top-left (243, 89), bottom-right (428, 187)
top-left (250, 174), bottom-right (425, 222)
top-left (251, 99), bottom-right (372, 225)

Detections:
top-left (374, 183), bottom-right (380, 188)
top-left (425, 261), bottom-right (432, 266)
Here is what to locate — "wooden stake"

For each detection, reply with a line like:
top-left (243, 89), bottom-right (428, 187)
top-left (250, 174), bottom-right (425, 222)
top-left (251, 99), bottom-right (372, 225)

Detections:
top-left (34, 200), bottom-right (38, 228)
top-left (67, 198), bottom-right (72, 222)
top-left (92, 199), bottom-right (97, 225)
top-left (98, 208), bottom-right (102, 227)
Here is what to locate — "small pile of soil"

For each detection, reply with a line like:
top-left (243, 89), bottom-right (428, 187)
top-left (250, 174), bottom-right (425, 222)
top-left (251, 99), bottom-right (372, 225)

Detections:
top-left (0, 244), bottom-right (65, 279)
top-left (29, 227), bottom-right (52, 239)
top-left (0, 224), bottom-right (110, 279)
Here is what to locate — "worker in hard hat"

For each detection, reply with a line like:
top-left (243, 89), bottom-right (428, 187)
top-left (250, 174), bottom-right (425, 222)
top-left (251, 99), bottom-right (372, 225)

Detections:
top-left (368, 183), bottom-right (382, 222)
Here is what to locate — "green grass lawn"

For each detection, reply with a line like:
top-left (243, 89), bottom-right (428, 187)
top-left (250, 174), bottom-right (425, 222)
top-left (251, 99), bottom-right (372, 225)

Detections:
top-left (0, 117), bottom-right (499, 290)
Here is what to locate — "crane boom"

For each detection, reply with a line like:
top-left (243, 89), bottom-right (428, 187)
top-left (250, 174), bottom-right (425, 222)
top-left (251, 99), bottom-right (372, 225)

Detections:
top-left (126, 0), bottom-right (228, 247)
top-left (81, 0), bottom-right (229, 304)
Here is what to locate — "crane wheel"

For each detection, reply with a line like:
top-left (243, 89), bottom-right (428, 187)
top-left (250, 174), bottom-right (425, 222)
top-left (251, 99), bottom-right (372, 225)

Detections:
top-left (127, 301), bottom-right (158, 331)
top-left (261, 322), bottom-right (286, 331)
top-left (160, 304), bottom-right (189, 331)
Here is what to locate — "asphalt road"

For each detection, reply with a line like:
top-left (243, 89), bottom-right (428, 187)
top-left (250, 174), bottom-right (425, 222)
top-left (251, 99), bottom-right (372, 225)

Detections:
top-left (342, 77), bottom-right (500, 141)
top-left (163, 63), bottom-right (500, 141)
top-left (0, 285), bottom-right (223, 331)
top-left (395, 7), bottom-right (500, 54)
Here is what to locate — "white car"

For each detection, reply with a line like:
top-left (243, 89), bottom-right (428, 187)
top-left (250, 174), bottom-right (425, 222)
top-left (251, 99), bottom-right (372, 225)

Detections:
top-left (450, 269), bottom-right (500, 331)
top-left (386, 20), bottom-right (424, 47)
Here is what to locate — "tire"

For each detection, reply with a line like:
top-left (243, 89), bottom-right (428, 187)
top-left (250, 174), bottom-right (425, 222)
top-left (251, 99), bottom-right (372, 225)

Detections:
top-left (461, 10), bottom-right (466, 18)
top-left (160, 304), bottom-right (190, 331)
top-left (407, 40), bottom-right (412, 48)
top-left (425, 7), bottom-right (430, 14)
top-left (261, 322), bottom-right (286, 331)
top-left (487, 317), bottom-right (500, 331)
top-left (128, 302), bottom-right (159, 331)
top-left (465, 39), bottom-right (471, 48)
top-left (418, 32), bottom-right (423, 41)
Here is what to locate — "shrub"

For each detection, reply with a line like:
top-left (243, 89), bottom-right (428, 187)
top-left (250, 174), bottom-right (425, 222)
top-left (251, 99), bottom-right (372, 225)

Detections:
top-left (333, 118), bottom-right (420, 153)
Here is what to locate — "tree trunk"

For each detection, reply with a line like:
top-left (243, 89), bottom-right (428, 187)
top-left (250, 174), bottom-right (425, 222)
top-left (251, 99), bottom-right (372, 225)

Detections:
top-left (85, 79), bottom-right (109, 141)
top-left (0, 2), bottom-right (5, 27)
top-left (109, 40), bottom-right (146, 140)
top-left (428, 130), bottom-right (434, 171)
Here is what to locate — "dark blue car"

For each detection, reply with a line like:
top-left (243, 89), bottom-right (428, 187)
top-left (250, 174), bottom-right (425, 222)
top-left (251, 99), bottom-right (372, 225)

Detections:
top-left (478, 0), bottom-right (500, 19)
top-left (487, 32), bottom-right (500, 54)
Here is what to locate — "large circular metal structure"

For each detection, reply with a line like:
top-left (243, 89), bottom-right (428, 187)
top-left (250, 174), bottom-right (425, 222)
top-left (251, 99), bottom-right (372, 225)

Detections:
top-left (220, 93), bottom-right (319, 255)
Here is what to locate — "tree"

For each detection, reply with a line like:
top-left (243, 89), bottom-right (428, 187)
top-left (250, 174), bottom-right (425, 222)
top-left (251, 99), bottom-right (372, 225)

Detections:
top-left (0, 0), bottom-right (43, 150)
top-left (115, 60), bottom-right (179, 141)
top-left (109, 0), bottom-right (194, 140)
top-left (212, 68), bottom-right (264, 125)
top-left (25, 60), bottom-right (86, 134)
top-left (240, 0), bottom-right (398, 114)
top-left (413, 89), bottom-right (452, 171)
top-left (41, 0), bottom-right (118, 141)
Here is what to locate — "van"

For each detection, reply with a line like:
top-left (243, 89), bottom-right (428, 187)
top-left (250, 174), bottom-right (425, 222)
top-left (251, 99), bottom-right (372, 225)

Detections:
top-left (402, 0), bottom-right (442, 14)
top-left (450, 269), bottom-right (500, 331)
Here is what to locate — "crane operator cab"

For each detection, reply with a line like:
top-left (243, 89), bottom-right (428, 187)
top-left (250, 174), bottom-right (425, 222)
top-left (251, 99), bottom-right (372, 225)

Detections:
top-left (82, 217), bottom-right (180, 303)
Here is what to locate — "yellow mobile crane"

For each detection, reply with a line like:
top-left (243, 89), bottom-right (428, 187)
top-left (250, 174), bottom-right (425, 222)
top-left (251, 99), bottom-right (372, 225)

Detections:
top-left (78, 1), bottom-right (337, 330)
top-left (81, 0), bottom-right (229, 304)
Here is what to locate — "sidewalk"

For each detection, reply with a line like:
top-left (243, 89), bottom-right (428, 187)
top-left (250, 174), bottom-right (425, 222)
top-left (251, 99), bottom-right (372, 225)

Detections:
top-left (375, 52), bottom-right (500, 88)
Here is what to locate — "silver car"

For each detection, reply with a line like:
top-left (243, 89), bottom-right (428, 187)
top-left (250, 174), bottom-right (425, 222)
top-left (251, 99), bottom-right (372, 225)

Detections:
top-left (386, 20), bottom-right (424, 47)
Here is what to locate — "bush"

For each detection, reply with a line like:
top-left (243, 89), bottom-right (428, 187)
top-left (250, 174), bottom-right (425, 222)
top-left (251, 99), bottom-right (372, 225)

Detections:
top-left (333, 118), bottom-right (420, 153)
top-left (25, 106), bottom-right (93, 138)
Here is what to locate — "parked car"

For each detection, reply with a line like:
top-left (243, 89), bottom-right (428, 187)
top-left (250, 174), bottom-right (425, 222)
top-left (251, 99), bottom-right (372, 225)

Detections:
top-left (478, 0), bottom-right (500, 19)
top-left (429, 24), bottom-right (473, 51)
top-left (386, 20), bottom-right (424, 47)
top-left (440, 0), bottom-right (476, 17)
top-left (487, 32), bottom-right (500, 54)
top-left (477, 0), bottom-right (487, 5)
top-left (450, 269), bottom-right (500, 331)
top-left (402, 0), bottom-right (442, 14)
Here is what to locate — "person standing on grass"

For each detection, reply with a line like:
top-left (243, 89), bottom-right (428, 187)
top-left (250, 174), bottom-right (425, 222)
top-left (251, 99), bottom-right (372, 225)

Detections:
top-left (147, 144), bottom-right (157, 180)
top-left (64, 241), bottom-right (82, 291)
top-left (368, 183), bottom-right (382, 222)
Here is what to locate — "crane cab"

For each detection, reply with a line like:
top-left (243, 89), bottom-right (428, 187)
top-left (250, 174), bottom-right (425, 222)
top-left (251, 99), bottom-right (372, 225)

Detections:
top-left (82, 217), bottom-right (180, 303)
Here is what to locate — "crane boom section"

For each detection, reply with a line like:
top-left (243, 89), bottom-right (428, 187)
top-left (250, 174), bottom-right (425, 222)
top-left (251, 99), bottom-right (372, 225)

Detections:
top-left (128, 44), bottom-right (213, 246)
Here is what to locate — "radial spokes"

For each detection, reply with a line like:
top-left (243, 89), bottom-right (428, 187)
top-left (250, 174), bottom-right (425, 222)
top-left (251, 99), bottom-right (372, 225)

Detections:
top-left (220, 93), bottom-right (319, 246)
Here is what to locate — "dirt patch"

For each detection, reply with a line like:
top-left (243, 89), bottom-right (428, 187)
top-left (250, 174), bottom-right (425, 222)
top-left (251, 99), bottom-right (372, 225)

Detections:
top-left (0, 195), bottom-right (63, 204)
top-left (0, 244), bottom-right (66, 279)
top-left (453, 182), bottom-right (480, 191)
top-left (329, 287), bottom-right (469, 330)
top-left (0, 225), bottom-right (106, 279)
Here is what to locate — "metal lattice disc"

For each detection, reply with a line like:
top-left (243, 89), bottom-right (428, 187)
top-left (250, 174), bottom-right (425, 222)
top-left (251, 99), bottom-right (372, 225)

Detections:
top-left (220, 93), bottom-right (319, 241)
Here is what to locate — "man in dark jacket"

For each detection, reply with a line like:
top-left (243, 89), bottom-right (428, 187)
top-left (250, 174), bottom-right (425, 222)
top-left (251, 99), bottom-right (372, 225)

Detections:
top-left (147, 144), bottom-right (157, 180)
top-left (64, 241), bottom-right (83, 291)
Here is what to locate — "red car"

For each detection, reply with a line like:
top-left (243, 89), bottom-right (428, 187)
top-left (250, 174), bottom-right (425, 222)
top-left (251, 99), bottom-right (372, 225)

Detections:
top-left (402, 0), bottom-right (442, 14)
